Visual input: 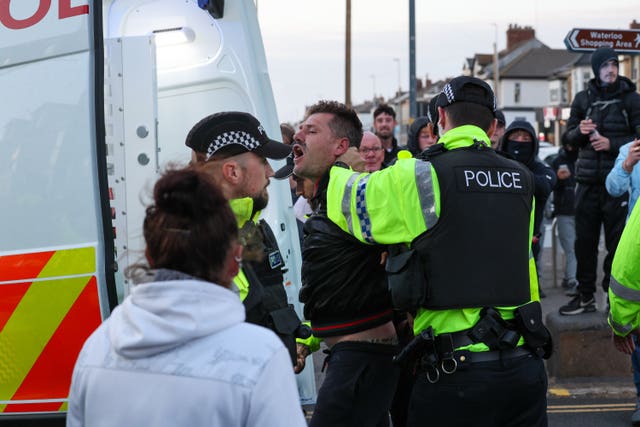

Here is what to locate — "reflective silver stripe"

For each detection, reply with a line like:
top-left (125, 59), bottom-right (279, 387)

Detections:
top-left (341, 173), bottom-right (361, 235)
top-left (354, 175), bottom-right (375, 243)
top-left (415, 161), bottom-right (437, 229)
top-left (608, 311), bottom-right (634, 336)
top-left (610, 276), bottom-right (640, 302)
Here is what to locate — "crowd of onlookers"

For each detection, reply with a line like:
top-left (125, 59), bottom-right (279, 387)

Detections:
top-left (64, 47), bottom-right (640, 427)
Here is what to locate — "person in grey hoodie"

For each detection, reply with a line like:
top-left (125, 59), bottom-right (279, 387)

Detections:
top-left (67, 166), bottom-right (305, 427)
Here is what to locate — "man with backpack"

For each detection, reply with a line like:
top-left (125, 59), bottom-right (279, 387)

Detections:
top-left (559, 47), bottom-right (640, 315)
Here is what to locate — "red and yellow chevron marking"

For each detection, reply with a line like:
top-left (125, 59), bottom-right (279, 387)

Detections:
top-left (0, 246), bottom-right (102, 414)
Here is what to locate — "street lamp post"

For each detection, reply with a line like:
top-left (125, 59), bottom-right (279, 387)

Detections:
top-left (409, 0), bottom-right (416, 118)
top-left (393, 57), bottom-right (401, 94)
top-left (345, 0), bottom-right (352, 107)
top-left (492, 23), bottom-right (500, 105)
top-left (370, 74), bottom-right (376, 101)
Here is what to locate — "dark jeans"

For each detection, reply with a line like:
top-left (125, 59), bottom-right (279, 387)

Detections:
top-left (310, 341), bottom-right (400, 427)
top-left (390, 316), bottom-right (416, 427)
top-left (407, 353), bottom-right (548, 427)
top-left (574, 184), bottom-right (628, 296)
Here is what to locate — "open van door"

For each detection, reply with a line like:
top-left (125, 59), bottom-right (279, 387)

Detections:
top-left (0, 0), bottom-right (313, 422)
top-left (0, 0), bottom-right (114, 421)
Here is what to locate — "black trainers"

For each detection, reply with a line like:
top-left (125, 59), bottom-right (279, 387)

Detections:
top-left (559, 294), bottom-right (596, 315)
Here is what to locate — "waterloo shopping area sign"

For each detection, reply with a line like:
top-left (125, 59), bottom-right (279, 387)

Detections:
top-left (564, 28), bottom-right (640, 53)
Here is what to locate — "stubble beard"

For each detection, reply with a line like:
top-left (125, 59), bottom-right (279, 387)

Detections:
top-left (252, 191), bottom-right (269, 212)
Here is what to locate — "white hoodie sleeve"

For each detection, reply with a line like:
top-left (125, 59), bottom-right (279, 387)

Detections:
top-left (66, 363), bottom-right (85, 427)
top-left (246, 347), bottom-right (307, 427)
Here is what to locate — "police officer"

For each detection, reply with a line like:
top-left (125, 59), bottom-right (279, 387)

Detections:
top-left (185, 111), bottom-right (306, 366)
top-left (609, 201), bottom-right (640, 425)
top-left (296, 77), bottom-right (550, 426)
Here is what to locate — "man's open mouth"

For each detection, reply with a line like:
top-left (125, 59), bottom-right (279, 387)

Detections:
top-left (293, 144), bottom-right (305, 160)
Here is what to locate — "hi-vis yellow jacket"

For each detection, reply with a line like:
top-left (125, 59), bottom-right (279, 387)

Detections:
top-left (326, 125), bottom-right (539, 352)
top-left (230, 197), bottom-right (256, 302)
top-left (608, 202), bottom-right (640, 336)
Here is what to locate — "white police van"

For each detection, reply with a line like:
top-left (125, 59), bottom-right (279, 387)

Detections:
top-left (0, 1), bottom-right (312, 423)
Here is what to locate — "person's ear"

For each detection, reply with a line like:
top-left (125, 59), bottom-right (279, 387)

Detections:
top-left (334, 137), bottom-right (350, 157)
top-left (486, 118), bottom-right (497, 139)
top-left (221, 160), bottom-right (242, 184)
top-left (437, 107), bottom-right (446, 130)
top-left (220, 243), bottom-right (243, 288)
top-left (229, 244), bottom-right (243, 278)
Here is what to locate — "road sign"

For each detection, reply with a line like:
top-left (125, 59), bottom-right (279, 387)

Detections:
top-left (564, 28), bottom-right (640, 53)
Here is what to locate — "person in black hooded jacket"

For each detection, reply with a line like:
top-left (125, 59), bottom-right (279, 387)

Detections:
top-left (407, 116), bottom-right (431, 156)
top-left (559, 47), bottom-right (640, 316)
top-left (501, 120), bottom-right (556, 289)
top-left (406, 97), bottom-right (440, 156)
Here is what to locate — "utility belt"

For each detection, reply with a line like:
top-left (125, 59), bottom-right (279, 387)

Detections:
top-left (393, 303), bottom-right (552, 383)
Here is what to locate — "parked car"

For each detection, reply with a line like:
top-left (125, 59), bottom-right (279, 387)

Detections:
top-left (538, 141), bottom-right (560, 166)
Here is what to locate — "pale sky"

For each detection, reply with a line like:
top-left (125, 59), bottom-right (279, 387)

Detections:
top-left (257, 0), bottom-right (638, 124)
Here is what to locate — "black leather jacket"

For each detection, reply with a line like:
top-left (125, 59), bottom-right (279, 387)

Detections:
top-left (299, 167), bottom-right (393, 337)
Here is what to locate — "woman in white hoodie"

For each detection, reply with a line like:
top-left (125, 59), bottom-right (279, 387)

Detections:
top-left (67, 166), bottom-right (306, 427)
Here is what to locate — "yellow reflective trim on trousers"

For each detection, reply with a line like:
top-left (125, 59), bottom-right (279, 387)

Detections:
top-left (0, 248), bottom-right (94, 402)
top-left (58, 401), bottom-right (68, 411)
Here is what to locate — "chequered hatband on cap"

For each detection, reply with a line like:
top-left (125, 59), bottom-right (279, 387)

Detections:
top-left (207, 130), bottom-right (260, 159)
top-left (185, 111), bottom-right (291, 160)
top-left (436, 76), bottom-right (497, 116)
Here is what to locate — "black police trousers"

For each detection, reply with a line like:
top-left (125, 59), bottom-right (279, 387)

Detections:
top-left (574, 184), bottom-right (628, 295)
top-left (407, 353), bottom-right (548, 427)
top-left (309, 341), bottom-right (399, 427)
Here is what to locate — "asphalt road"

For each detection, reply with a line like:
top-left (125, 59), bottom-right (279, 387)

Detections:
top-left (548, 396), bottom-right (635, 427)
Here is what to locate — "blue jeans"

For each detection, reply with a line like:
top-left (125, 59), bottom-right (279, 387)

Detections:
top-left (556, 215), bottom-right (577, 282)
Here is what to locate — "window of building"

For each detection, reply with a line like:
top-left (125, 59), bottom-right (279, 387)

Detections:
top-left (514, 82), bottom-right (521, 104)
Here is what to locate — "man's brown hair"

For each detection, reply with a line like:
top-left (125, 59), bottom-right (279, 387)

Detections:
top-left (306, 100), bottom-right (363, 147)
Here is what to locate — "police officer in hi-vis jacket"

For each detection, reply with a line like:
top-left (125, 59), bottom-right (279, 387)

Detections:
top-left (295, 77), bottom-right (551, 426)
